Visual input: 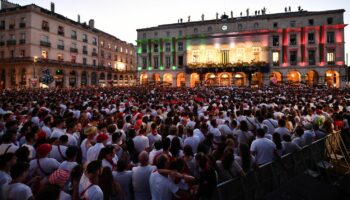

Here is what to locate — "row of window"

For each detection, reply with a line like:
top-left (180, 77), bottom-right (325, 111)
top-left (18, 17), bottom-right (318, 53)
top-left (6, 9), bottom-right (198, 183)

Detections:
top-left (272, 31), bottom-right (335, 46)
top-left (0, 17), bottom-right (26, 30)
top-left (141, 56), bottom-right (184, 69)
top-left (141, 17), bottom-right (335, 38)
top-left (100, 40), bottom-right (133, 55)
top-left (141, 42), bottom-right (184, 53)
top-left (272, 50), bottom-right (335, 66)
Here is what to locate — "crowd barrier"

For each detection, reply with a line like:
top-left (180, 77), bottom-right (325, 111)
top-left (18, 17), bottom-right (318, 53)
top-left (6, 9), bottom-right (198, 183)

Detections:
top-left (214, 133), bottom-right (337, 200)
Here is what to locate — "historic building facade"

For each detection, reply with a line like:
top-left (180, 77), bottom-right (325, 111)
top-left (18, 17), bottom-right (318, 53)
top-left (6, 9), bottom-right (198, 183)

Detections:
top-left (0, 1), bottom-right (136, 89)
top-left (137, 9), bottom-right (346, 87)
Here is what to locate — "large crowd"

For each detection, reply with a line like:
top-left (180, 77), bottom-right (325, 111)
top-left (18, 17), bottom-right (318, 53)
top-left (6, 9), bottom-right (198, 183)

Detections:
top-left (0, 86), bottom-right (349, 200)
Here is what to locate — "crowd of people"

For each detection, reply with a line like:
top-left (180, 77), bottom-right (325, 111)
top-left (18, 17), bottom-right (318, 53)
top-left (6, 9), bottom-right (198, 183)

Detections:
top-left (0, 86), bottom-right (349, 200)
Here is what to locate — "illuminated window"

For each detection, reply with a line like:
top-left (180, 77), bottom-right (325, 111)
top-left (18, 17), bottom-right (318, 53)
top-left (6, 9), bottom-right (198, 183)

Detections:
top-left (192, 50), bottom-right (199, 63)
top-left (253, 47), bottom-right (261, 62)
top-left (327, 51), bottom-right (335, 64)
top-left (41, 50), bottom-right (48, 59)
top-left (236, 48), bottom-right (245, 62)
top-left (100, 40), bottom-right (104, 46)
top-left (273, 52), bottom-right (279, 66)
top-left (252, 47), bottom-right (261, 52)
top-left (220, 50), bottom-right (229, 64)
top-left (57, 53), bottom-right (63, 61)
top-left (207, 50), bottom-right (214, 63)
top-left (108, 44), bottom-right (111, 49)
top-left (120, 47), bottom-right (123, 52)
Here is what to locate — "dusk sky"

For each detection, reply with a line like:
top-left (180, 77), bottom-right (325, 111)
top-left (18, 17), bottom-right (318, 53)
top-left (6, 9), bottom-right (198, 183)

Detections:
top-left (15, 0), bottom-right (350, 64)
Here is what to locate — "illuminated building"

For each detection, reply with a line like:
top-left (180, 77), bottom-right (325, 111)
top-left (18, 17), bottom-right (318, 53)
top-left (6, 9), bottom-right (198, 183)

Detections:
top-left (137, 9), bottom-right (346, 87)
top-left (0, 1), bottom-right (136, 89)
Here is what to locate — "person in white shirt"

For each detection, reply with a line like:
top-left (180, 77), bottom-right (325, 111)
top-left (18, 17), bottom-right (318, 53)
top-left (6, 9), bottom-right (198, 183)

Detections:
top-left (99, 145), bottom-right (118, 171)
top-left (132, 151), bottom-right (157, 200)
top-left (193, 123), bottom-right (207, 143)
top-left (250, 129), bottom-right (277, 165)
top-left (302, 123), bottom-right (315, 146)
top-left (149, 141), bottom-right (163, 165)
top-left (50, 118), bottom-right (66, 139)
top-left (147, 123), bottom-right (162, 148)
top-left (0, 131), bottom-right (19, 155)
top-left (22, 132), bottom-right (36, 160)
top-left (3, 162), bottom-right (34, 200)
top-left (59, 146), bottom-right (79, 173)
top-left (79, 160), bottom-right (104, 200)
top-left (237, 121), bottom-right (254, 146)
top-left (42, 115), bottom-right (53, 138)
top-left (86, 133), bottom-right (109, 164)
top-left (113, 159), bottom-right (133, 200)
top-left (65, 120), bottom-right (78, 146)
top-left (184, 128), bottom-right (200, 154)
top-left (149, 154), bottom-right (180, 200)
top-left (263, 113), bottom-right (278, 135)
top-left (133, 125), bottom-right (150, 154)
top-left (274, 119), bottom-right (291, 138)
top-left (49, 135), bottom-right (69, 163)
top-left (29, 143), bottom-right (60, 178)
top-left (0, 153), bottom-right (16, 200)
top-left (80, 125), bottom-right (97, 164)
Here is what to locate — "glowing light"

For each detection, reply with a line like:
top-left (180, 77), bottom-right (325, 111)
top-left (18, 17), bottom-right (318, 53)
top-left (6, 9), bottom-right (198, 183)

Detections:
top-left (221, 74), bottom-right (229, 78)
top-left (209, 74), bottom-right (216, 78)
top-left (172, 66), bottom-right (177, 70)
top-left (137, 67), bottom-right (142, 71)
top-left (116, 62), bottom-right (125, 71)
top-left (230, 42), bottom-right (235, 48)
top-left (148, 67), bottom-right (152, 71)
top-left (235, 74), bottom-right (242, 78)
top-left (160, 66), bottom-right (164, 70)
top-left (291, 73), bottom-right (295, 78)
top-left (326, 73), bottom-right (332, 77)
top-left (215, 43), bottom-right (220, 49)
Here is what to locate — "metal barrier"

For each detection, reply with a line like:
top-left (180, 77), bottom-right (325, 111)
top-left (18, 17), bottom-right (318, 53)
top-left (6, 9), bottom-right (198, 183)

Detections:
top-left (214, 134), bottom-right (332, 200)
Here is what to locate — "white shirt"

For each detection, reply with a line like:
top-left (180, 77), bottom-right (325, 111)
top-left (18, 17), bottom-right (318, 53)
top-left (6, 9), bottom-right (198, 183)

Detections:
top-left (0, 143), bottom-right (19, 155)
top-left (49, 145), bottom-right (68, 163)
top-left (282, 141), bottom-right (301, 155)
top-left (250, 138), bottom-right (276, 165)
top-left (79, 174), bottom-right (103, 200)
top-left (86, 143), bottom-right (104, 164)
top-left (2, 182), bottom-right (33, 200)
top-left (133, 135), bottom-right (149, 153)
top-left (113, 171), bottom-right (133, 200)
top-left (59, 161), bottom-right (78, 173)
top-left (193, 128), bottom-right (205, 143)
top-left (29, 157), bottom-right (60, 178)
top-left (50, 127), bottom-right (65, 139)
top-left (149, 149), bottom-right (163, 165)
top-left (262, 119), bottom-right (278, 135)
top-left (80, 139), bottom-right (90, 164)
top-left (184, 136), bottom-right (200, 154)
top-left (65, 133), bottom-right (78, 146)
top-left (42, 125), bottom-right (52, 138)
top-left (22, 144), bottom-right (36, 160)
top-left (59, 190), bottom-right (71, 200)
top-left (147, 133), bottom-right (162, 148)
top-left (132, 165), bottom-right (157, 200)
top-left (0, 170), bottom-right (12, 200)
top-left (274, 127), bottom-right (290, 138)
top-left (149, 171), bottom-right (179, 200)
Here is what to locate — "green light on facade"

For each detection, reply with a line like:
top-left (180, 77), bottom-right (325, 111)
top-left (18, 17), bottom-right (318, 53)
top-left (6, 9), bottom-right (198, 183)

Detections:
top-left (148, 67), bottom-right (152, 71)
top-left (172, 66), bottom-right (177, 70)
top-left (160, 66), bottom-right (164, 70)
top-left (137, 67), bottom-right (142, 71)
top-left (137, 47), bottom-right (142, 54)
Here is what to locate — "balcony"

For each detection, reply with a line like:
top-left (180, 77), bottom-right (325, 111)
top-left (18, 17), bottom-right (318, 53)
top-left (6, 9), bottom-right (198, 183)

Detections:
top-left (290, 61), bottom-right (297, 66)
top-left (92, 52), bottom-right (98, 57)
top-left (92, 41), bottom-right (97, 46)
top-left (57, 45), bottom-right (64, 50)
top-left (83, 50), bottom-right (88, 55)
top-left (70, 48), bottom-right (78, 53)
top-left (9, 24), bottom-right (15, 29)
top-left (19, 23), bottom-right (26, 28)
top-left (83, 38), bottom-right (88, 43)
top-left (0, 41), bottom-right (5, 46)
top-left (327, 61), bottom-right (335, 65)
top-left (71, 35), bottom-right (77, 40)
top-left (6, 40), bottom-right (16, 46)
top-left (42, 26), bottom-right (50, 32)
top-left (58, 30), bottom-right (64, 36)
top-left (40, 41), bottom-right (51, 47)
top-left (19, 39), bottom-right (26, 44)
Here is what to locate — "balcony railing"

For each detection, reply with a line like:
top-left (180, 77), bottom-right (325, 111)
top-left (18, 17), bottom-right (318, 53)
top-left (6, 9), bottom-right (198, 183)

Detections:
top-left (83, 38), bottom-right (88, 43)
top-left (92, 52), bottom-right (98, 57)
top-left (19, 23), bottom-right (26, 28)
top-left (327, 61), bottom-right (335, 65)
top-left (58, 30), bottom-right (64, 36)
top-left (6, 40), bottom-right (16, 46)
top-left (83, 50), bottom-right (88, 55)
top-left (42, 26), bottom-right (50, 32)
top-left (57, 45), bottom-right (64, 50)
top-left (70, 48), bottom-right (78, 53)
top-left (71, 35), bottom-right (77, 40)
top-left (40, 41), bottom-right (51, 47)
top-left (19, 39), bottom-right (26, 44)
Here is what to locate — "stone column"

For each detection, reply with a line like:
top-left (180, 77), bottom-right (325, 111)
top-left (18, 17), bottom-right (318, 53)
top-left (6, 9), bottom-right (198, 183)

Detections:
top-left (76, 70), bottom-right (82, 88)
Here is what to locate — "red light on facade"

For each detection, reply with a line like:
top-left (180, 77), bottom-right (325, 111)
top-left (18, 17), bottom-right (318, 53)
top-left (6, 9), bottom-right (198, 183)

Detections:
top-left (299, 62), bottom-right (306, 67)
top-left (282, 63), bottom-right (288, 67)
top-left (336, 61), bottom-right (344, 65)
top-left (336, 33), bottom-right (343, 43)
top-left (319, 62), bottom-right (325, 67)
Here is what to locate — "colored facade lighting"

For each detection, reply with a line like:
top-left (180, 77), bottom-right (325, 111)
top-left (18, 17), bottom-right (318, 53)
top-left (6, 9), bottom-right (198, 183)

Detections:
top-left (172, 66), bottom-right (177, 70)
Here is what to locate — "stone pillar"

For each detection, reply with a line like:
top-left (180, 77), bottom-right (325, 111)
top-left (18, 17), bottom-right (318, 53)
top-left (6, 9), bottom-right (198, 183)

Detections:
top-left (5, 69), bottom-right (11, 89)
top-left (64, 70), bottom-right (69, 88)
top-left (76, 71), bottom-right (82, 87)
top-left (87, 71), bottom-right (91, 86)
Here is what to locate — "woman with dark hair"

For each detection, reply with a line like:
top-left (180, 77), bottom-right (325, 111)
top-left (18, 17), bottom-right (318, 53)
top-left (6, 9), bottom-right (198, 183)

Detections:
top-left (70, 164), bottom-right (83, 200)
top-left (100, 167), bottom-right (119, 200)
top-left (170, 137), bottom-right (183, 158)
top-left (216, 147), bottom-right (244, 182)
top-left (237, 120), bottom-right (254, 146)
top-left (238, 143), bottom-right (257, 173)
top-left (36, 183), bottom-right (61, 200)
top-left (272, 132), bottom-right (284, 156)
top-left (98, 145), bottom-right (117, 171)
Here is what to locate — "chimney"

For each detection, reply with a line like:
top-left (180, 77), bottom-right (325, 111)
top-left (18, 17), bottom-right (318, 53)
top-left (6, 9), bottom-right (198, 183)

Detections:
top-left (78, 15), bottom-right (80, 23)
top-left (50, 2), bottom-right (55, 13)
top-left (89, 19), bottom-right (94, 28)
